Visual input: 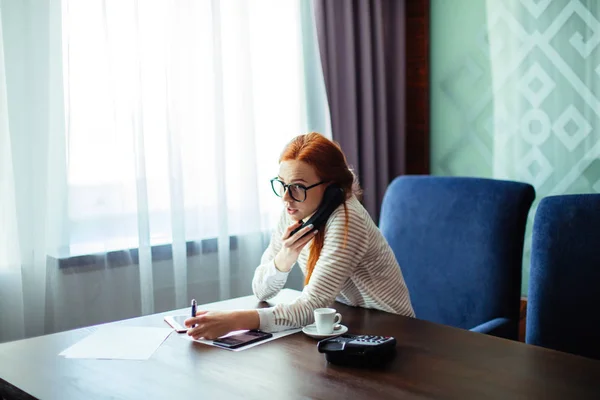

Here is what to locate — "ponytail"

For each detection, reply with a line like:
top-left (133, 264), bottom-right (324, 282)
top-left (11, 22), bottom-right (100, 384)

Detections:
top-left (304, 202), bottom-right (350, 285)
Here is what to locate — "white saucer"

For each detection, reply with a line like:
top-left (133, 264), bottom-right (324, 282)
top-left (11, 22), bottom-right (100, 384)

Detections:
top-left (302, 324), bottom-right (348, 339)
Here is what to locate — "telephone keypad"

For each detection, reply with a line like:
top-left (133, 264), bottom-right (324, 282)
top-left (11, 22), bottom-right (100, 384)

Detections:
top-left (346, 334), bottom-right (395, 347)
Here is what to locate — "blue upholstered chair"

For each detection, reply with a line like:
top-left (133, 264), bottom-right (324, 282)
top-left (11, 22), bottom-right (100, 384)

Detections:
top-left (380, 176), bottom-right (535, 339)
top-left (526, 194), bottom-right (600, 359)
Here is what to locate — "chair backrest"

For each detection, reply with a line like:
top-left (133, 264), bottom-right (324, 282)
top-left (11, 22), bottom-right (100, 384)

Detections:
top-left (526, 194), bottom-right (600, 359)
top-left (380, 176), bottom-right (535, 334)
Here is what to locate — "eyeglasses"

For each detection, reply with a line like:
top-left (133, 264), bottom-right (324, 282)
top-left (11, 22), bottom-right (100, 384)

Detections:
top-left (270, 178), bottom-right (325, 203)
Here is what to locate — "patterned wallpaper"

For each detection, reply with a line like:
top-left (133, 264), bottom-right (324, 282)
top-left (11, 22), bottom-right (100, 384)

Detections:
top-left (431, 0), bottom-right (600, 295)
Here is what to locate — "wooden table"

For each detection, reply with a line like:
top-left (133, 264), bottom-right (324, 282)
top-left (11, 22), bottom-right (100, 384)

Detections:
top-left (1, 289), bottom-right (599, 400)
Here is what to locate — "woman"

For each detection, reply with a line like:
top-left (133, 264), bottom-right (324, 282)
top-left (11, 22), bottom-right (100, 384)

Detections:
top-left (186, 132), bottom-right (414, 339)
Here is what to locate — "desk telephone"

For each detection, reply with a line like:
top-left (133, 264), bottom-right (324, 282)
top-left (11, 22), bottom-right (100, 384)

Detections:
top-left (317, 334), bottom-right (397, 367)
top-left (290, 184), bottom-right (345, 238)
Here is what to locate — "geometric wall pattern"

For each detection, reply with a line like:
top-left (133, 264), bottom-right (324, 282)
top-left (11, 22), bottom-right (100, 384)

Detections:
top-left (432, 0), bottom-right (600, 295)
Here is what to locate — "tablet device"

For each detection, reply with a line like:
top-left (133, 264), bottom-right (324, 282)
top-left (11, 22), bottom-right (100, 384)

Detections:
top-left (164, 315), bottom-right (190, 333)
top-left (212, 330), bottom-right (273, 349)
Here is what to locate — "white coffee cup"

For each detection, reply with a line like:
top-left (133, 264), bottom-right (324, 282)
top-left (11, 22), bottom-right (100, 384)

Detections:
top-left (314, 308), bottom-right (342, 334)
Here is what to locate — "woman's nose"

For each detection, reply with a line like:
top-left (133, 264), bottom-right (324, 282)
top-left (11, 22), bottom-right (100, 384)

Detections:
top-left (282, 187), bottom-right (294, 202)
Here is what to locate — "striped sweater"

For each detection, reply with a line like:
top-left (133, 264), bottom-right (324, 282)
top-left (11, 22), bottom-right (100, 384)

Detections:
top-left (252, 195), bottom-right (415, 332)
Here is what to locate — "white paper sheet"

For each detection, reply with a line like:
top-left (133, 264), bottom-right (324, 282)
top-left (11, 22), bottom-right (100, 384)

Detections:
top-left (182, 328), bottom-right (301, 351)
top-left (59, 326), bottom-right (173, 360)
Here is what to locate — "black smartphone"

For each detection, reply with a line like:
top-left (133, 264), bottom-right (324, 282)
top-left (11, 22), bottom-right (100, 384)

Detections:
top-left (212, 330), bottom-right (273, 349)
top-left (290, 184), bottom-right (345, 239)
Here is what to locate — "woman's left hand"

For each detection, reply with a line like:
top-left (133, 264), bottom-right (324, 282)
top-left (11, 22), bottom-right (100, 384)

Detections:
top-left (184, 310), bottom-right (260, 340)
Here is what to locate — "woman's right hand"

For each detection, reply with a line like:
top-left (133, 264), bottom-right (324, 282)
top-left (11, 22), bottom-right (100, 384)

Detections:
top-left (273, 221), bottom-right (318, 272)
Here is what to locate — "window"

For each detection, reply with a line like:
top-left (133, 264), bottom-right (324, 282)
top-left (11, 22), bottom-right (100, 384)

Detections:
top-left (62, 0), bottom-right (313, 256)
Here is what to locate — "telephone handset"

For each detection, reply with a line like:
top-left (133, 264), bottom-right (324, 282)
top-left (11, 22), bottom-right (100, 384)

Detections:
top-left (289, 184), bottom-right (345, 239)
top-left (317, 334), bottom-right (397, 367)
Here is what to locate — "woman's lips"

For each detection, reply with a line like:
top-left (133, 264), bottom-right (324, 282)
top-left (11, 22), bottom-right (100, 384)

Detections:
top-left (287, 208), bottom-right (298, 215)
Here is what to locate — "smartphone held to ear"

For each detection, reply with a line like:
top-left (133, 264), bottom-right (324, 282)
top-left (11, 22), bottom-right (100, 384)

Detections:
top-left (290, 184), bottom-right (345, 238)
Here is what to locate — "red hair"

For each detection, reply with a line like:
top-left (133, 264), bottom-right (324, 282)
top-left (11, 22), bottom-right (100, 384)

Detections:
top-left (279, 132), bottom-right (360, 285)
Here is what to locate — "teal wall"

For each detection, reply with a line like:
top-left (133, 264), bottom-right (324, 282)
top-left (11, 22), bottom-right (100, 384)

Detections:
top-left (431, 0), bottom-right (600, 295)
top-left (431, 0), bottom-right (493, 178)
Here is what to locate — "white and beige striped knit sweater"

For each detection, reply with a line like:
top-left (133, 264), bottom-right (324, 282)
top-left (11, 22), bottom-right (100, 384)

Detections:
top-left (253, 195), bottom-right (415, 332)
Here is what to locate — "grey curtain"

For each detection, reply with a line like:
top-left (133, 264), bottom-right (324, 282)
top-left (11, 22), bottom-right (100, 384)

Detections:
top-left (314, 0), bottom-right (406, 222)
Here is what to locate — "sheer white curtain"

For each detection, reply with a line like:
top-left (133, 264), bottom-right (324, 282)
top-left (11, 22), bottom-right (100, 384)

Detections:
top-left (0, 0), bottom-right (331, 343)
top-left (0, 4), bottom-right (24, 342)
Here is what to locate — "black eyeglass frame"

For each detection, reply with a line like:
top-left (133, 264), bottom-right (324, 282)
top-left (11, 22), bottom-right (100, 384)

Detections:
top-left (270, 178), bottom-right (326, 203)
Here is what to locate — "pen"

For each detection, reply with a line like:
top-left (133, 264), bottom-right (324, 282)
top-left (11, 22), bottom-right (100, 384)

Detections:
top-left (191, 299), bottom-right (197, 328)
